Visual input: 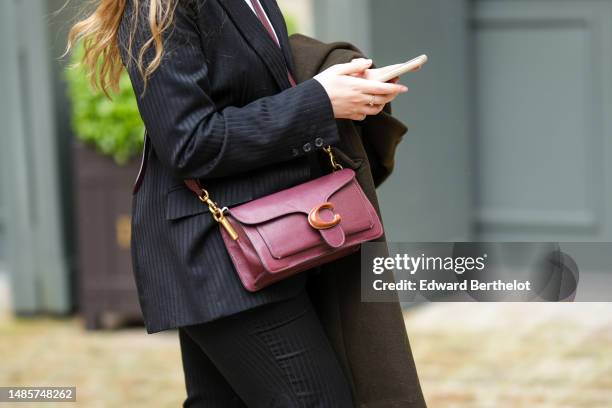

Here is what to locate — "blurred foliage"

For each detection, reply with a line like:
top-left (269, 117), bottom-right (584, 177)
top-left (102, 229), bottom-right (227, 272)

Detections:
top-left (285, 14), bottom-right (298, 35)
top-left (65, 45), bottom-right (144, 165)
top-left (64, 13), bottom-right (298, 165)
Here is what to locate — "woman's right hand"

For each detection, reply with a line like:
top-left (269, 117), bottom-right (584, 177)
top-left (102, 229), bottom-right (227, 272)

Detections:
top-left (314, 59), bottom-right (409, 121)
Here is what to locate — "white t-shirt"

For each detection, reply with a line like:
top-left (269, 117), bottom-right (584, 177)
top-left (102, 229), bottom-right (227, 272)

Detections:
top-left (243, 0), bottom-right (280, 46)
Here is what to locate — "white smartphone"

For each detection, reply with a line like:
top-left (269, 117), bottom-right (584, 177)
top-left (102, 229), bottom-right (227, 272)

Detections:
top-left (374, 54), bottom-right (428, 82)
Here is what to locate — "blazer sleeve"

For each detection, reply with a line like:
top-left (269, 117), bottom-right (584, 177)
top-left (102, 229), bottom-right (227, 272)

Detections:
top-left (119, 3), bottom-right (339, 180)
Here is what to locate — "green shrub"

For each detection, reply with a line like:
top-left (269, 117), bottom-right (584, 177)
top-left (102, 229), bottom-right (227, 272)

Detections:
top-left (65, 46), bottom-right (144, 165)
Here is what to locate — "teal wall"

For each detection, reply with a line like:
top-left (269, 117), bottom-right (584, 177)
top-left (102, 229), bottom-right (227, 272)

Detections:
top-left (314, 0), bottom-right (473, 242)
top-left (473, 0), bottom-right (612, 244)
top-left (315, 0), bottom-right (612, 255)
top-left (0, 0), bottom-right (73, 314)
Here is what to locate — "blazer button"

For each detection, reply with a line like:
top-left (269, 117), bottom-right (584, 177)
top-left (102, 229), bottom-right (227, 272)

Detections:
top-left (291, 148), bottom-right (300, 157)
top-left (303, 142), bottom-right (312, 152)
top-left (314, 137), bottom-right (324, 148)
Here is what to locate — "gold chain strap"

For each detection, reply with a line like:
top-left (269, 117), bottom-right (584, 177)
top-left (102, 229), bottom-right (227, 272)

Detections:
top-left (323, 145), bottom-right (343, 171)
top-left (197, 146), bottom-right (342, 241)
top-left (196, 189), bottom-right (239, 241)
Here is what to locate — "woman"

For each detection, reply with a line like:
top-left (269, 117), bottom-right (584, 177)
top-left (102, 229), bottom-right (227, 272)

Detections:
top-left (68, 0), bottom-right (414, 406)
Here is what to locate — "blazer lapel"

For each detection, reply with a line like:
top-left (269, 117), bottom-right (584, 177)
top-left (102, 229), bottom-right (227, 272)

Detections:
top-left (259, 0), bottom-right (297, 79)
top-left (217, 0), bottom-right (292, 90)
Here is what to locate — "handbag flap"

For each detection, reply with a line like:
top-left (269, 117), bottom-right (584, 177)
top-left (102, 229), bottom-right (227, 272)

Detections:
top-left (228, 169), bottom-right (376, 258)
top-left (228, 169), bottom-right (356, 225)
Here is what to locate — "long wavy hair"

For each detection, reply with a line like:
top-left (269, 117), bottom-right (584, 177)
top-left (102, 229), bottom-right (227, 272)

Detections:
top-left (66, 0), bottom-right (178, 96)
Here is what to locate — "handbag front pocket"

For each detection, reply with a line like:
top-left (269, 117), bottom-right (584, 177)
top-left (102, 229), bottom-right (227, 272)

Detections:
top-left (224, 168), bottom-right (382, 276)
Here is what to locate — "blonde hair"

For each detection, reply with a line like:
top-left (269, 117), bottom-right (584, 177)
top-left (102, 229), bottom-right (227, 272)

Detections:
top-left (66, 0), bottom-right (178, 97)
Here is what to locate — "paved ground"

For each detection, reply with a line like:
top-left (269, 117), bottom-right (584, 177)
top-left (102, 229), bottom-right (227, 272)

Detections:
top-left (0, 302), bottom-right (611, 407)
top-left (408, 303), bottom-right (612, 408)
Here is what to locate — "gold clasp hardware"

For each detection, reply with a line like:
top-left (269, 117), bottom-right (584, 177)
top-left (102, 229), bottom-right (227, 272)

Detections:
top-left (198, 189), bottom-right (239, 241)
top-left (323, 146), bottom-right (343, 171)
top-left (308, 202), bottom-right (342, 230)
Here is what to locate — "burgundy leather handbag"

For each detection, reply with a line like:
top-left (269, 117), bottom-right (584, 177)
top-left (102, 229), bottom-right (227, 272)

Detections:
top-left (184, 147), bottom-right (383, 292)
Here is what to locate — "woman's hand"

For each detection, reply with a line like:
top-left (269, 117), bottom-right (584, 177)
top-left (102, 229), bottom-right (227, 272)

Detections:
top-left (314, 59), bottom-right (408, 121)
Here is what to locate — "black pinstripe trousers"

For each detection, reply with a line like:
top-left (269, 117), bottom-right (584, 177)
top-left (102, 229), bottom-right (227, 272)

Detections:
top-left (178, 289), bottom-right (354, 408)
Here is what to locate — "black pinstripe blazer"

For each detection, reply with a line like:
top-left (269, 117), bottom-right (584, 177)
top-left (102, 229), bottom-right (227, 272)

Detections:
top-left (118, 0), bottom-right (340, 333)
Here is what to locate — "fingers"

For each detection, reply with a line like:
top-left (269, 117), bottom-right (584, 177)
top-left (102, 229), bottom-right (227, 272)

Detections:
top-left (364, 93), bottom-right (397, 106)
top-left (362, 89), bottom-right (406, 107)
top-left (332, 59), bottom-right (373, 75)
top-left (324, 59), bottom-right (410, 121)
top-left (348, 102), bottom-right (386, 121)
top-left (363, 104), bottom-right (384, 116)
top-left (350, 77), bottom-right (408, 95)
top-left (350, 108), bottom-right (383, 121)
top-left (349, 112), bottom-right (368, 121)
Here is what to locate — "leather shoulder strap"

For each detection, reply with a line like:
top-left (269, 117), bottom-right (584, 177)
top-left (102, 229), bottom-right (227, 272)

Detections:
top-left (184, 179), bottom-right (204, 196)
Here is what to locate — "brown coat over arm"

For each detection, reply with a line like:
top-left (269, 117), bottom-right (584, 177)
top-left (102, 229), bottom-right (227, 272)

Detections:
top-left (290, 34), bottom-right (427, 408)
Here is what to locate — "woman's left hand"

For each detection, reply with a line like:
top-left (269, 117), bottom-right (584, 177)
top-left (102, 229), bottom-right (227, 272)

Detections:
top-left (349, 58), bottom-right (412, 113)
